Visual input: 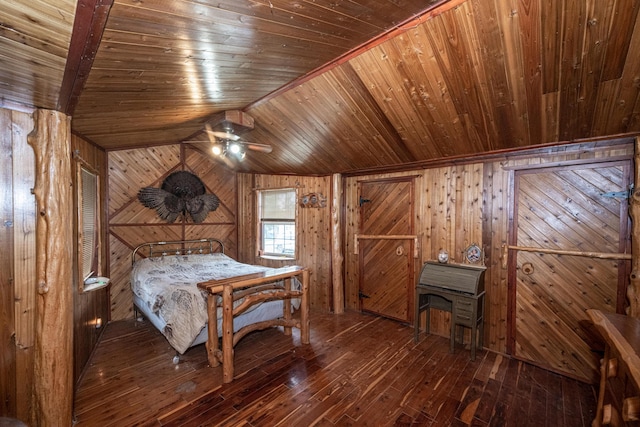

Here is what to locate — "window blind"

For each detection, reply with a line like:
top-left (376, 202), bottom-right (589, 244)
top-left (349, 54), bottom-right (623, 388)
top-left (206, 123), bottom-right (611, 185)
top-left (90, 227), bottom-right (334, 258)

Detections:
top-left (261, 189), bottom-right (296, 219)
top-left (81, 167), bottom-right (97, 279)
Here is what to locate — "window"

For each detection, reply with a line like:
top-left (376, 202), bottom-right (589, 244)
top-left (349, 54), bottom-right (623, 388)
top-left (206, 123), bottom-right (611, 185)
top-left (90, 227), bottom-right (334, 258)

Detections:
top-left (75, 161), bottom-right (102, 291)
top-left (259, 188), bottom-right (296, 258)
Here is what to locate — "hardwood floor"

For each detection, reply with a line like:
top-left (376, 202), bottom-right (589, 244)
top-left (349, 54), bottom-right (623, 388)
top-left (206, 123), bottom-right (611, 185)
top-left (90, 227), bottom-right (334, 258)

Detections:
top-left (73, 310), bottom-right (597, 426)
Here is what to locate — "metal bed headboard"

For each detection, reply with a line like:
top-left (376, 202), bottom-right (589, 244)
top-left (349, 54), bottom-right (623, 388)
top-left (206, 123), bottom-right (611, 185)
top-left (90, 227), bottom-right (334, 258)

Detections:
top-left (131, 238), bottom-right (225, 265)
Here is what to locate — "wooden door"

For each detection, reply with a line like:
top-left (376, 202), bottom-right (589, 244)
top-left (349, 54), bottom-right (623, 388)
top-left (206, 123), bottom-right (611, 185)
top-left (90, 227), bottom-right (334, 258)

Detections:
top-left (358, 177), bottom-right (415, 322)
top-left (509, 161), bottom-right (631, 382)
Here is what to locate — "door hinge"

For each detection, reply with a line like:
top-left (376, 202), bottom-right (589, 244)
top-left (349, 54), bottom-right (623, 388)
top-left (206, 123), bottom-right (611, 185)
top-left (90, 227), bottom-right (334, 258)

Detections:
top-left (359, 196), bottom-right (371, 207)
top-left (358, 290), bottom-right (370, 299)
top-left (602, 184), bottom-right (634, 199)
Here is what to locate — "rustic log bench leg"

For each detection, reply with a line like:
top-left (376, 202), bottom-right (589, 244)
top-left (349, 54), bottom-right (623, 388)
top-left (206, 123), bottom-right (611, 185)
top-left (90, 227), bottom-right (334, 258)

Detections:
top-left (284, 277), bottom-right (292, 336)
top-left (222, 284), bottom-right (234, 383)
top-left (300, 270), bottom-right (310, 344)
top-left (206, 294), bottom-right (220, 367)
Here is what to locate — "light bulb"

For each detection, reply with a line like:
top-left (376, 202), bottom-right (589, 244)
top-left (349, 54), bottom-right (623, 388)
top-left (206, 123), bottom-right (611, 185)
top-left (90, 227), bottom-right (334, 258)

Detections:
top-left (212, 145), bottom-right (222, 155)
top-left (229, 143), bottom-right (241, 154)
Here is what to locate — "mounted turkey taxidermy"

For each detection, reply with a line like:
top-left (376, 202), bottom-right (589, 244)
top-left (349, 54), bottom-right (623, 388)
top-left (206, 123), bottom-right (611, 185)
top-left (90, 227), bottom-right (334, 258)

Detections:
top-left (138, 171), bottom-right (220, 223)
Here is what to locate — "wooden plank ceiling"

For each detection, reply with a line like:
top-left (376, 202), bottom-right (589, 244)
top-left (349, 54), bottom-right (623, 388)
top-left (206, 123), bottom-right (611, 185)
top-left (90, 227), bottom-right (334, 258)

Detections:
top-left (1, 0), bottom-right (640, 175)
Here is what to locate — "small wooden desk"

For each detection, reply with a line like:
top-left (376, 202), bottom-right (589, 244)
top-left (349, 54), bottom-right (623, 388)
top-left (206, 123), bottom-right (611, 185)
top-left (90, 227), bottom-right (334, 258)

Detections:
top-left (415, 262), bottom-right (486, 361)
top-left (415, 286), bottom-right (485, 360)
top-left (587, 309), bottom-right (640, 426)
top-left (197, 266), bottom-right (309, 383)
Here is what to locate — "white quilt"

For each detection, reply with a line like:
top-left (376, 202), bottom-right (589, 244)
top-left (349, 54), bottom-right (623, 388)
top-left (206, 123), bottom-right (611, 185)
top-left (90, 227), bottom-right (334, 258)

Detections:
top-left (131, 253), bottom-right (291, 354)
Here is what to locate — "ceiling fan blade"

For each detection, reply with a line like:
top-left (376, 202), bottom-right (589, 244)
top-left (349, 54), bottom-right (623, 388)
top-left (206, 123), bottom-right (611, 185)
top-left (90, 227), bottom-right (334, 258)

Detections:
top-left (203, 123), bottom-right (220, 145)
top-left (207, 129), bottom-right (241, 141)
top-left (242, 142), bottom-right (273, 153)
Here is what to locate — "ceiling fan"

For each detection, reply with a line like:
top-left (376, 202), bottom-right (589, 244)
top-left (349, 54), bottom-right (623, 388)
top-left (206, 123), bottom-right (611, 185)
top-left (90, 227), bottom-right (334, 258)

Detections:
top-left (204, 122), bottom-right (273, 160)
top-left (187, 110), bottom-right (272, 161)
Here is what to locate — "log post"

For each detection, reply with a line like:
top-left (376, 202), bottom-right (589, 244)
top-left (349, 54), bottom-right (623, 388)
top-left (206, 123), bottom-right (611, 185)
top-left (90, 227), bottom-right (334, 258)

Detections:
top-left (27, 110), bottom-right (73, 426)
top-left (630, 137), bottom-right (640, 318)
top-left (331, 173), bottom-right (344, 314)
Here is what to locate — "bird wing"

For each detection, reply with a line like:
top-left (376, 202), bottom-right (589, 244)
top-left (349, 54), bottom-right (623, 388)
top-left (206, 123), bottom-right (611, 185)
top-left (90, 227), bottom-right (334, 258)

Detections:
top-left (186, 194), bottom-right (220, 223)
top-left (137, 187), bottom-right (183, 223)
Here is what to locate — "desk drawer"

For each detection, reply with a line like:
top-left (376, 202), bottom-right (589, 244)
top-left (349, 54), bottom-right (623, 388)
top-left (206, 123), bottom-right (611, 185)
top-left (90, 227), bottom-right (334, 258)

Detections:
top-left (453, 299), bottom-right (477, 326)
top-left (454, 298), bottom-right (474, 311)
top-left (454, 311), bottom-right (475, 326)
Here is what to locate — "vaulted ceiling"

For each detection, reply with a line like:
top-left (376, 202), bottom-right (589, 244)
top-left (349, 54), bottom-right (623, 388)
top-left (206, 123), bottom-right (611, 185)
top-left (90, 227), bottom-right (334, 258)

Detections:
top-left (2, 0), bottom-right (639, 175)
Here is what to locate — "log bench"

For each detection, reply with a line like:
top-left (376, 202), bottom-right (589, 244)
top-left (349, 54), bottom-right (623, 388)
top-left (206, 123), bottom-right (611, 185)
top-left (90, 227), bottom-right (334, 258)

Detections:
top-left (197, 266), bottom-right (310, 383)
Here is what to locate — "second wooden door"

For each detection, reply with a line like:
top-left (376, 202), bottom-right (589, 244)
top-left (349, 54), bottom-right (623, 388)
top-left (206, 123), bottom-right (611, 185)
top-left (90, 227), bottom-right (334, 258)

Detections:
top-left (510, 161), bottom-right (631, 382)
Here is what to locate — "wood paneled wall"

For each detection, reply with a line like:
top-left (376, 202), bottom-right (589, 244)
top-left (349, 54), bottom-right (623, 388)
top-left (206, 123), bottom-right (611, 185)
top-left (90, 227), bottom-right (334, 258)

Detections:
top-left (71, 134), bottom-right (109, 384)
top-left (0, 108), bottom-right (102, 424)
top-left (107, 145), bottom-right (240, 320)
top-left (107, 150), bottom-right (334, 318)
top-left (344, 139), bottom-right (634, 356)
top-left (237, 174), bottom-right (333, 311)
top-left (0, 107), bottom-right (35, 421)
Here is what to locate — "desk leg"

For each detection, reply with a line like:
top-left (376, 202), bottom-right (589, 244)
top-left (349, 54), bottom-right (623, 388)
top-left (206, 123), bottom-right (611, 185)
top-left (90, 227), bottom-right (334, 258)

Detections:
top-left (470, 323), bottom-right (476, 361)
top-left (206, 294), bottom-right (219, 367)
top-left (222, 284), bottom-right (234, 383)
top-left (414, 292), bottom-right (420, 343)
top-left (450, 310), bottom-right (456, 354)
top-left (300, 270), bottom-right (310, 345)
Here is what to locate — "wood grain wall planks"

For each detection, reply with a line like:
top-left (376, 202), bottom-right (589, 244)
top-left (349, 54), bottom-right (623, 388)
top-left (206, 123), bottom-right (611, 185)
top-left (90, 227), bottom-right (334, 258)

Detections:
top-left (71, 134), bottom-right (110, 384)
top-left (344, 138), bottom-right (634, 367)
top-left (0, 109), bottom-right (15, 417)
top-left (12, 113), bottom-right (36, 351)
top-left (0, 108), bottom-right (35, 420)
top-left (236, 173), bottom-right (333, 311)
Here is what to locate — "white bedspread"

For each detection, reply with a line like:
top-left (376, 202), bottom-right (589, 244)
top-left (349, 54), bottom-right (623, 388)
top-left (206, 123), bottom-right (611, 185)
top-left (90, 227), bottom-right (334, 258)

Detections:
top-left (131, 253), bottom-right (284, 354)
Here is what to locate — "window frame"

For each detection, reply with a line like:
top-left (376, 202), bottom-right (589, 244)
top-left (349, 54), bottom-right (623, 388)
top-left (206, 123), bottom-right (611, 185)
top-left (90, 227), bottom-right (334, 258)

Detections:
top-left (74, 157), bottom-right (102, 292)
top-left (257, 188), bottom-right (297, 260)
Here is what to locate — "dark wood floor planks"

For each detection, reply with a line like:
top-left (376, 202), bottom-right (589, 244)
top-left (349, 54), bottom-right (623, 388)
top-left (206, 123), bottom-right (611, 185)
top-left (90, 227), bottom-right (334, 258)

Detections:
top-left (73, 310), bottom-right (598, 426)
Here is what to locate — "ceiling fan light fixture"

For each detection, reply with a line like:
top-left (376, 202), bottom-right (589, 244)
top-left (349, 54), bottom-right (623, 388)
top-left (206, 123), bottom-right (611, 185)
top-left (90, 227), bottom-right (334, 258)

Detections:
top-left (212, 144), bottom-right (223, 156)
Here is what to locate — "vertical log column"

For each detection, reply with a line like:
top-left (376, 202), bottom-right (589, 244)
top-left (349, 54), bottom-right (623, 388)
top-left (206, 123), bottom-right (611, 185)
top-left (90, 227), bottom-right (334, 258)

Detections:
top-left (331, 173), bottom-right (344, 314)
top-left (630, 136), bottom-right (640, 318)
top-left (27, 110), bottom-right (73, 426)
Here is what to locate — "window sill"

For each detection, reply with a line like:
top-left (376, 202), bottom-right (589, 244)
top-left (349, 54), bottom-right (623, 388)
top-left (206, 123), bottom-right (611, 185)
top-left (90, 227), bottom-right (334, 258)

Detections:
top-left (83, 277), bottom-right (111, 292)
top-left (260, 255), bottom-right (296, 261)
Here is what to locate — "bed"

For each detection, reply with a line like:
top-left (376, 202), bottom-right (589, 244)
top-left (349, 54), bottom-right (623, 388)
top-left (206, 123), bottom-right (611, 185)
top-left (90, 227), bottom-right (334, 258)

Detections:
top-left (130, 238), bottom-right (308, 372)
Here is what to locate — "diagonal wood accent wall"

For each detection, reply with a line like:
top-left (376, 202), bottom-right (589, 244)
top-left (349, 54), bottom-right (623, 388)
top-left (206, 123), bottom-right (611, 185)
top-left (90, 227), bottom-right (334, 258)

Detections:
top-left (107, 145), bottom-right (238, 321)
